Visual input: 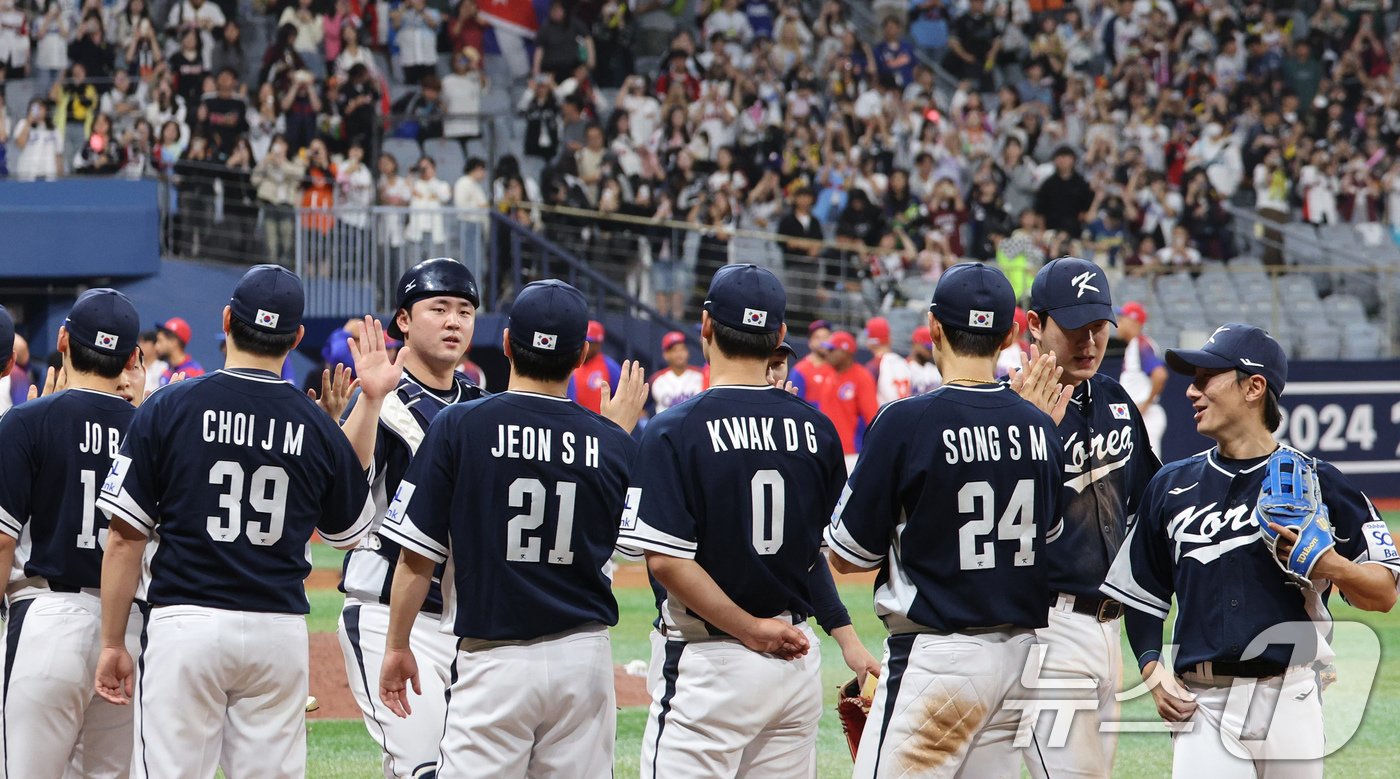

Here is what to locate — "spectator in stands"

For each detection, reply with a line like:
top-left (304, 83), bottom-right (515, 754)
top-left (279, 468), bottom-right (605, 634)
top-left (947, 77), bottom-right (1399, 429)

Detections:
top-left (299, 136), bottom-right (336, 240)
top-left (201, 67), bottom-right (248, 157)
top-left (211, 17), bottom-right (246, 79)
top-left (390, 73), bottom-right (443, 142)
top-left (1035, 145), bottom-right (1094, 236)
top-left (337, 62), bottom-right (378, 155)
top-left (259, 23), bottom-right (306, 90)
top-left (592, 0), bottom-right (636, 89)
top-left (535, 1), bottom-right (592, 83)
top-left (169, 27), bottom-right (208, 108)
top-left (376, 151), bottom-right (411, 257)
top-left (154, 317), bottom-right (204, 384)
top-left (0, 0), bottom-right (28, 81)
top-left (406, 154), bottom-right (450, 255)
top-left (519, 74), bottom-right (560, 161)
top-left (278, 66), bottom-right (321, 152)
top-left (875, 16), bottom-right (915, 87)
top-left (218, 136), bottom-right (258, 261)
top-left (252, 133), bottom-right (301, 264)
top-left (73, 112), bottom-right (125, 174)
top-left (52, 66), bottom-right (100, 139)
top-left (441, 46), bottom-right (486, 153)
top-left (174, 135), bottom-right (219, 255)
top-left (69, 14), bottom-right (116, 82)
top-left (278, 0), bottom-right (324, 62)
top-left (322, 0), bottom-right (358, 63)
top-left (446, 0), bottom-right (488, 60)
top-left (12, 97), bottom-right (64, 181)
top-left (123, 11), bottom-right (162, 79)
top-left (335, 141), bottom-right (373, 239)
top-left (453, 155), bottom-right (488, 212)
top-left (1157, 224), bottom-right (1202, 267)
top-left (99, 70), bottom-right (144, 137)
top-left (334, 24), bottom-right (374, 79)
top-left (166, 0), bottom-right (225, 68)
top-left (392, 0), bottom-right (440, 85)
top-left (32, 0), bottom-right (70, 93)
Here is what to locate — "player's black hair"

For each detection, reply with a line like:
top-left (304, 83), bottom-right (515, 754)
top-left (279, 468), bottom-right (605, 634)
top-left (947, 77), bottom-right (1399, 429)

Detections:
top-left (1236, 369), bottom-right (1282, 431)
top-left (943, 326), bottom-right (1004, 359)
top-left (228, 316), bottom-right (297, 358)
top-left (68, 339), bottom-right (130, 379)
top-left (712, 320), bottom-right (782, 361)
top-left (509, 333), bottom-right (585, 383)
top-left (138, 329), bottom-right (158, 343)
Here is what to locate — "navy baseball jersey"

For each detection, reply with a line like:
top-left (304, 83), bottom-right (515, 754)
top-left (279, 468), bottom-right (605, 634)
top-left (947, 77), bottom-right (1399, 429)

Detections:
top-left (1103, 446), bottom-right (1400, 674)
top-left (826, 384), bottom-right (1067, 633)
top-left (97, 369), bottom-right (373, 614)
top-left (339, 371), bottom-right (485, 613)
top-left (380, 391), bottom-right (637, 641)
top-left (0, 389), bottom-right (134, 592)
top-left (1049, 374), bottom-right (1160, 600)
top-left (616, 385), bottom-right (847, 641)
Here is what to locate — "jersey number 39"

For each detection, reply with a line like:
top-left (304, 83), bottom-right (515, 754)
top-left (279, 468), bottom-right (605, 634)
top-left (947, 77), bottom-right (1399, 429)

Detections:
top-left (957, 479), bottom-right (1037, 571)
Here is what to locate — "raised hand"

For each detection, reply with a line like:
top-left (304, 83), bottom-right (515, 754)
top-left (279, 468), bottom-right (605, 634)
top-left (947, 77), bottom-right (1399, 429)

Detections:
top-left (27, 365), bottom-right (67, 401)
top-left (1008, 344), bottom-right (1073, 424)
top-left (599, 359), bottom-right (649, 434)
top-left (308, 362), bottom-right (358, 420)
top-left (348, 315), bottom-right (408, 402)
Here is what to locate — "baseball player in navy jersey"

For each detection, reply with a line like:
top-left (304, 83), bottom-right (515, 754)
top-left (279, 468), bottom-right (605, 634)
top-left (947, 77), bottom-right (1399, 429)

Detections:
top-left (1103, 325), bottom-right (1400, 777)
top-left (0, 290), bottom-right (145, 779)
top-left (617, 264), bottom-right (879, 779)
top-left (336, 259), bottom-right (646, 778)
top-left (376, 280), bottom-right (637, 777)
top-left (1011, 256), bottom-right (1161, 779)
top-left (827, 263), bottom-right (1067, 778)
top-left (94, 265), bottom-right (374, 779)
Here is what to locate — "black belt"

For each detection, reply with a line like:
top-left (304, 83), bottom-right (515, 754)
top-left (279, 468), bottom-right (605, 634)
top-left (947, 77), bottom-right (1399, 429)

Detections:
top-left (48, 582), bottom-right (82, 593)
top-left (1065, 594), bottom-right (1123, 622)
top-left (1193, 660), bottom-right (1288, 679)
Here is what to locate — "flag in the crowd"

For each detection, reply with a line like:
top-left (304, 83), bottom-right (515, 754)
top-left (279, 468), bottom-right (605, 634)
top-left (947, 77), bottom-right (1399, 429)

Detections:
top-left (478, 0), bottom-right (548, 38)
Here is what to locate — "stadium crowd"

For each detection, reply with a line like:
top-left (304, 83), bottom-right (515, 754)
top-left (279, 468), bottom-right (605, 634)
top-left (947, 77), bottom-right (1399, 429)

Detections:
top-left (0, 0), bottom-right (1399, 309)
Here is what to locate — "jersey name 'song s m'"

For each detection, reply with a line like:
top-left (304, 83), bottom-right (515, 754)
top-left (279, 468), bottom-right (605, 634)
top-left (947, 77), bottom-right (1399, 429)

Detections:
top-left (0, 389), bottom-right (134, 594)
top-left (827, 384), bottom-right (1067, 633)
top-left (1049, 375), bottom-right (1160, 601)
top-left (1102, 447), bottom-right (1400, 674)
top-left (339, 371), bottom-right (485, 613)
top-left (380, 391), bottom-right (637, 641)
top-left (97, 369), bottom-right (372, 614)
top-left (617, 386), bottom-right (847, 641)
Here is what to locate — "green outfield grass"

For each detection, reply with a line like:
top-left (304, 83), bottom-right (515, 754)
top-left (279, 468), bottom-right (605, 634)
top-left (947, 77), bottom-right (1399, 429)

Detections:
top-left (305, 521), bottom-right (1400, 777)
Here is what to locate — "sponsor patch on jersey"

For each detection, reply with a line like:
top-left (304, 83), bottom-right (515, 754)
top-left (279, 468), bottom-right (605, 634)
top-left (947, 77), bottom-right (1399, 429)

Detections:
top-left (1362, 519), bottom-right (1399, 562)
top-left (532, 332), bottom-right (558, 351)
top-left (385, 482), bottom-right (416, 525)
top-left (102, 454), bottom-right (132, 496)
top-left (1110, 403), bottom-right (1131, 420)
top-left (255, 309), bottom-right (280, 329)
top-left (620, 487), bottom-right (642, 530)
top-left (968, 310), bottom-right (994, 328)
top-left (743, 308), bottom-right (768, 327)
top-left (95, 331), bottom-right (119, 350)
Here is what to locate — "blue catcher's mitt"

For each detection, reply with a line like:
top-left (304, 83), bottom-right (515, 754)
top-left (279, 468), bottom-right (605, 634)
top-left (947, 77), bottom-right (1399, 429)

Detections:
top-left (1255, 448), bottom-right (1335, 590)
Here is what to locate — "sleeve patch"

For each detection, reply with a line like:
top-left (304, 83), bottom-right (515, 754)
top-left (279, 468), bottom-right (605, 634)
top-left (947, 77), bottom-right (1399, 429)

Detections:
top-left (384, 481), bottom-right (415, 526)
top-left (101, 455), bottom-right (132, 497)
top-left (620, 487), bottom-right (642, 531)
top-left (1362, 520), bottom-right (1398, 563)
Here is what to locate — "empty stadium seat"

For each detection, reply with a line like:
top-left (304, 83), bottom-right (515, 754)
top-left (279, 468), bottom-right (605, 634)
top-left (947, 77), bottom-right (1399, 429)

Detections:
top-left (381, 137), bottom-right (422, 170)
top-left (424, 138), bottom-right (467, 179)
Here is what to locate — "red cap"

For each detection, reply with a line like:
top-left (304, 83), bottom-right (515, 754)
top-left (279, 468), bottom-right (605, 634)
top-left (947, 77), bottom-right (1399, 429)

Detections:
top-left (1013, 307), bottom-right (1029, 337)
top-left (586, 320), bottom-right (605, 343)
top-left (865, 317), bottom-right (890, 345)
top-left (1119, 301), bottom-right (1148, 324)
top-left (823, 331), bottom-right (857, 353)
top-left (912, 325), bottom-right (932, 347)
top-left (158, 316), bottom-right (192, 346)
top-left (661, 331), bottom-right (686, 351)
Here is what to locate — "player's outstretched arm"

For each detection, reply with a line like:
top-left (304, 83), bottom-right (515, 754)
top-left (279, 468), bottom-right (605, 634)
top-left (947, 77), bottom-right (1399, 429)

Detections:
top-left (646, 552), bottom-right (809, 659)
top-left (380, 549), bottom-right (434, 718)
top-left (599, 359), bottom-right (649, 434)
top-left (344, 315), bottom-right (408, 469)
top-left (95, 519), bottom-right (148, 706)
top-left (1007, 345), bottom-right (1073, 424)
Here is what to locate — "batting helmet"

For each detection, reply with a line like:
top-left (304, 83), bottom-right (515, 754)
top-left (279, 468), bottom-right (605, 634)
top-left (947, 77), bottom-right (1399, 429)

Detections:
top-left (389, 258), bottom-right (481, 339)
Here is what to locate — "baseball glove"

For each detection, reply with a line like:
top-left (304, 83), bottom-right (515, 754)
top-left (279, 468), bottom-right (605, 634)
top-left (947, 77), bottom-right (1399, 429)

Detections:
top-left (1254, 448), bottom-right (1335, 590)
top-left (837, 677), bottom-right (872, 759)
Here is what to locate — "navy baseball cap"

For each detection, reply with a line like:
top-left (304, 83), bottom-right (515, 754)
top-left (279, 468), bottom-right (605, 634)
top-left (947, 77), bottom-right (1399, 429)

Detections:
top-left (703, 264), bottom-right (786, 334)
top-left (510, 280), bottom-right (589, 354)
top-left (1166, 323), bottom-right (1288, 398)
top-left (66, 289), bottom-right (140, 356)
top-left (1030, 257), bottom-right (1117, 330)
top-left (930, 262), bottom-right (1016, 335)
top-left (0, 305), bottom-right (13, 367)
top-left (230, 265), bottom-right (304, 335)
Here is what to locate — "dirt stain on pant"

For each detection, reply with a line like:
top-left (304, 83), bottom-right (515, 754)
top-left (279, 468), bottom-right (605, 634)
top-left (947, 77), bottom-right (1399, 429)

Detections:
top-left (896, 695), bottom-right (987, 775)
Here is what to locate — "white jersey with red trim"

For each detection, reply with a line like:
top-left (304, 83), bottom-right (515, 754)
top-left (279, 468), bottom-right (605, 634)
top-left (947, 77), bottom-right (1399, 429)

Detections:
top-left (650, 367), bottom-right (706, 414)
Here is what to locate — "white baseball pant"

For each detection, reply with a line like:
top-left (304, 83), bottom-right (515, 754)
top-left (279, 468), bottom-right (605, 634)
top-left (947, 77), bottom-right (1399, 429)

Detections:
top-left (1171, 664), bottom-right (1323, 778)
top-left (641, 623), bottom-right (823, 779)
top-left (2, 592), bottom-right (142, 779)
top-left (436, 624), bottom-right (615, 778)
top-left (337, 600), bottom-right (454, 778)
top-left (133, 605), bottom-right (308, 779)
top-left (1143, 404), bottom-right (1167, 458)
top-left (1023, 595), bottom-right (1123, 778)
top-left (856, 628), bottom-right (1038, 779)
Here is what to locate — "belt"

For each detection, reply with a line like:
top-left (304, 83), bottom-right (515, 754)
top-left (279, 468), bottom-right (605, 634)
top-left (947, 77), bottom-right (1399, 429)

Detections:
top-left (1059, 593), bottom-right (1123, 622)
top-left (48, 582), bottom-right (82, 594)
top-left (1190, 660), bottom-right (1288, 679)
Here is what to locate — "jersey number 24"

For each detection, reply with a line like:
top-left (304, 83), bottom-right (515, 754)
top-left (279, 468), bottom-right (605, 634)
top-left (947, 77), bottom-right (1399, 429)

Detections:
top-left (958, 479), bottom-right (1037, 571)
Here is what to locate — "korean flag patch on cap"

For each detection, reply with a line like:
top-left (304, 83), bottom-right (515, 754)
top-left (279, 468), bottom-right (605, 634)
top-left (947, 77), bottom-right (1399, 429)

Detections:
top-left (743, 308), bottom-right (768, 327)
top-left (1111, 403), bottom-right (1131, 420)
top-left (533, 332), bottom-right (558, 351)
top-left (968, 310), bottom-right (994, 329)
top-left (95, 331), bottom-right (118, 350)
top-left (255, 309), bottom-right (280, 329)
